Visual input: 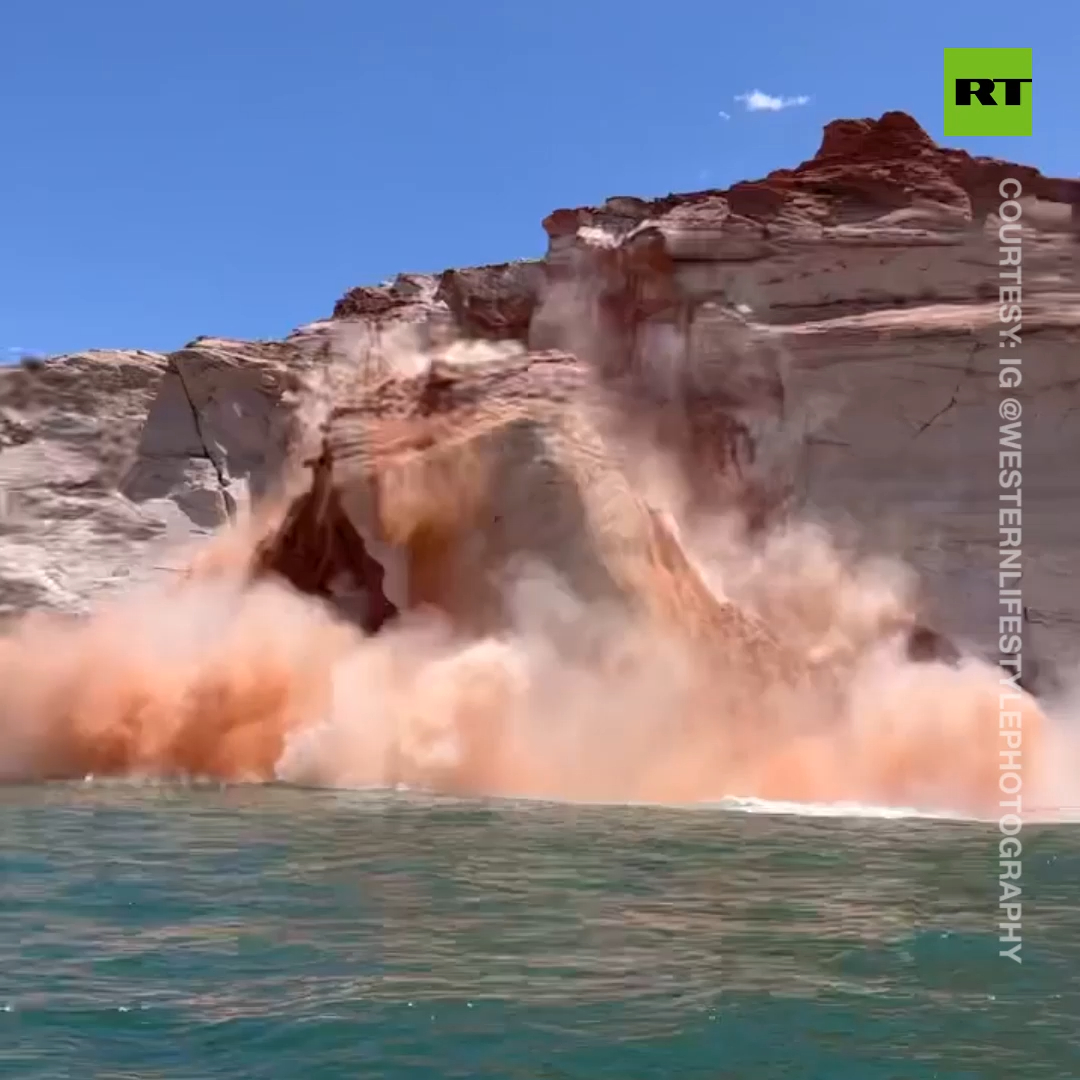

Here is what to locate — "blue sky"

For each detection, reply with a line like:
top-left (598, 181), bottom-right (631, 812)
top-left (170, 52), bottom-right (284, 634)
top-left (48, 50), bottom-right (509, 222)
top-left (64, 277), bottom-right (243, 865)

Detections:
top-left (1, 0), bottom-right (1074, 358)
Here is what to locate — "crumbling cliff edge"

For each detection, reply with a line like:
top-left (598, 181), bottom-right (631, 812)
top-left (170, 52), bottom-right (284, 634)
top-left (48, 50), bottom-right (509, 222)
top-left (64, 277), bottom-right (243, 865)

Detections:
top-left (3, 111), bottom-right (1077, 683)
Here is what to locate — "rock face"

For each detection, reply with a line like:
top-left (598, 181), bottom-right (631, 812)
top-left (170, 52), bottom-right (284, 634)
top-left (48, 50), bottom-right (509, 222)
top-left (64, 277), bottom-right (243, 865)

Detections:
top-left (527, 111), bottom-right (1080, 675)
top-left (121, 336), bottom-right (311, 528)
top-left (248, 346), bottom-right (817, 729)
top-left (2, 111), bottom-right (1077, 679)
top-left (0, 351), bottom-right (168, 616)
top-left (0, 338), bottom-right (314, 619)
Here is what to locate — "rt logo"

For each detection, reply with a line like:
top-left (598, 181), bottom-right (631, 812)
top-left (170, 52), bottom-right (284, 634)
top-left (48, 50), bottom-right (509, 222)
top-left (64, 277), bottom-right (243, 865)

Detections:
top-left (943, 48), bottom-right (1032, 136)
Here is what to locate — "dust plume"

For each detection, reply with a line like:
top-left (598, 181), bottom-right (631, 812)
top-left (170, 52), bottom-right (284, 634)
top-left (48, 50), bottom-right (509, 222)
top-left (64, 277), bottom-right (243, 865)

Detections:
top-left (0, 324), bottom-right (1075, 819)
top-left (0, 511), bottom-right (1070, 817)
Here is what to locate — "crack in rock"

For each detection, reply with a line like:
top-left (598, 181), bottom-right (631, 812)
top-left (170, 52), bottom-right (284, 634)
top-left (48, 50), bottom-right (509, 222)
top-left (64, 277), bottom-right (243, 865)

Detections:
top-left (912, 385), bottom-right (961, 438)
top-left (172, 360), bottom-right (236, 521)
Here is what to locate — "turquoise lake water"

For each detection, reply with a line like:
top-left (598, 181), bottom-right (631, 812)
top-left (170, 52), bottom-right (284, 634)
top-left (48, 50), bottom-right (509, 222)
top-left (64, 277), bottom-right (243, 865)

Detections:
top-left (2, 784), bottom-right (1078, 1078)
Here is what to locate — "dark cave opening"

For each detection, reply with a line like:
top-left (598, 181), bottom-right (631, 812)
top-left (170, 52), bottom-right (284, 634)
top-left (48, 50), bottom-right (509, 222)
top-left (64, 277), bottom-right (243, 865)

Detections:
top-left (250, 454), bottom-right (398, 635)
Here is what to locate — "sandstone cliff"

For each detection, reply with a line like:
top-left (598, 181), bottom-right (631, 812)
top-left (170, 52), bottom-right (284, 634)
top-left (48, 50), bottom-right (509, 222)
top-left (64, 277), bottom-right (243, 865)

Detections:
top-left (2, 111), bottom-right (1077, 681)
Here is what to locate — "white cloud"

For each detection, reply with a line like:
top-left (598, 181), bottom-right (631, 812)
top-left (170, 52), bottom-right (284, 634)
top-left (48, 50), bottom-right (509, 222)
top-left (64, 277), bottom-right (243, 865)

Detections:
top-left (718, 109), bottom-right (731, 121)
top-left (735, 90), bottom-right (810, 112)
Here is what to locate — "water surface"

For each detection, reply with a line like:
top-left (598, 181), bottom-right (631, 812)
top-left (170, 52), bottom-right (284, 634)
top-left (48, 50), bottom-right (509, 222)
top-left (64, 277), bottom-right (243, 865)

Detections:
top-left (2, 784), bottom-right (1077, 1078)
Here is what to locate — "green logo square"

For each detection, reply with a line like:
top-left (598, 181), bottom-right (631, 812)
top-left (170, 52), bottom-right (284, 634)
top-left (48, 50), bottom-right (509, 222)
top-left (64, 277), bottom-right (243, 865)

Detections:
top-left (943, 48), bottom-right (1032, 136)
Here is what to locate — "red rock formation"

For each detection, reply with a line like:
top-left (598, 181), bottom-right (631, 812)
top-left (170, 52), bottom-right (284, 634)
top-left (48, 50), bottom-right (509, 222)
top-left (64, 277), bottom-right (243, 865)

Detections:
top-left (7, 112), bottom-right (1077, 681)
top-left (331, 273), bottom-right (442, 321)
top-left (435, 262), bottom-right (542, 340)
top-left (540, 111), bottom-right (1080, 238)
top-left (332, 262), bottom-right (542, 342)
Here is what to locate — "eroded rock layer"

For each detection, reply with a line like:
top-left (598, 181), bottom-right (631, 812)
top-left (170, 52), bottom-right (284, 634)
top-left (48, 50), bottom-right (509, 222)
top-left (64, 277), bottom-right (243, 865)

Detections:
top-left (2, 111), bottom-right (1077, 680)
top-left (2, 111), bottom-right (1073, 810)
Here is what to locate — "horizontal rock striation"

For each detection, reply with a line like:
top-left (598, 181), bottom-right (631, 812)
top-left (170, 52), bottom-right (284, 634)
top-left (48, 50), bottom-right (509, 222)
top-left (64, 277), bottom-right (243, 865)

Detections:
top-left (0, 350), bottom-right (168, 615)
top-left (2, 111), bottom-right (1077, 681)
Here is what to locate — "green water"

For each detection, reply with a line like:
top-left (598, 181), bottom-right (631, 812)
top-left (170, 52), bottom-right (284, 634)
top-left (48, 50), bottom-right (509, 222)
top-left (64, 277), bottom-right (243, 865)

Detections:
top-left (2, 785), bottom-right (1078, 1078)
